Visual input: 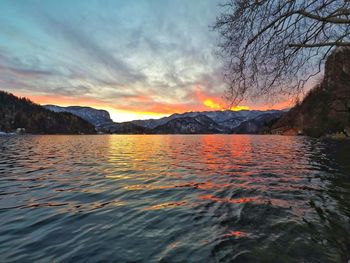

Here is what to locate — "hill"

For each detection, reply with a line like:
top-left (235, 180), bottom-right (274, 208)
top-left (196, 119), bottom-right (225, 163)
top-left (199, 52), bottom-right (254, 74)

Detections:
top-left (272, 48), bottom-right (350, 137)
top-left (100, 122), bottom-right (150, 134)
top-left (153, 114), bottom-right (224, 134)
top-left (0, 91), bottom-right (96, 134)
top-left (44, 105), bottom-right (113, 127)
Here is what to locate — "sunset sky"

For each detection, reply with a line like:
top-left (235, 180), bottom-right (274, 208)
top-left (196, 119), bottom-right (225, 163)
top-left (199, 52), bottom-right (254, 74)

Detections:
top-left (0, 0), bottom-right (295, 122)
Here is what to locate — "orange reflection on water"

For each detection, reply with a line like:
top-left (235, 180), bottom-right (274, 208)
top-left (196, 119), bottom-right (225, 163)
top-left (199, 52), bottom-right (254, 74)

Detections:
top-left (198, 135), bottom-right (254, 171)
top-left (124, 181), bottom-right (231, 191)
top-left (199, 194), bottom-right (256, 204)
top-left (104, 135), bottom-right (308, 218)
top-left (24, 200), bottom-right (125, 213)
top-left (224, 231), bottom-right (249, 238)
top-left (144, 201), bottom-right (187, 210)
top-left (195, 182), bottom-right (231, 190)
top-left (124, 184), bottom-right (171, 191)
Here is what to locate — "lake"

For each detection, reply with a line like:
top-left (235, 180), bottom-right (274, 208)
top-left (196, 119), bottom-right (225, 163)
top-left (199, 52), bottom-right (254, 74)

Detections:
top-left (0, 135), bottom-right (349, 262)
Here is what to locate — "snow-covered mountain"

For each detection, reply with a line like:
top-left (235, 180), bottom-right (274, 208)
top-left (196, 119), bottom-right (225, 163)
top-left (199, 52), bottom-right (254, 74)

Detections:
top-left (153, 114), bottom-right (225, 134)
top-left (44, 105), bottom-right (113, 127)
top-left (44, 104), bottom-right (286, 134)
top-left (100, 109), bottom-right (285, 134)
top-left (131, 110), bottom-right (283, 130)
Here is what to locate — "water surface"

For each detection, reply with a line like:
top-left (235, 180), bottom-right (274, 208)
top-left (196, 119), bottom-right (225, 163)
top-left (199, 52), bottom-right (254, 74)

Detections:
top-left (0, 135), bottom-right (350, 262)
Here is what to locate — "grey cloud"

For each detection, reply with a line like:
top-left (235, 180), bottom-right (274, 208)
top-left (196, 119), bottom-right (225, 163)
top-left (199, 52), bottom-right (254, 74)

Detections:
top-left (0, 51), bottom-right (55, 77)
top-left (42, 16), bottom-right (146, 85)
top-left (49, 85), bottom-right (91, 96)
top-left (0, 0), bottom-right (226, 111)
top-left (0, 65), bottom-right (53, 77)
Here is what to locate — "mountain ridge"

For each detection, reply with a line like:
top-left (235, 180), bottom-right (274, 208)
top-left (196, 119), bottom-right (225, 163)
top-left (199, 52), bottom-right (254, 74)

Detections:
top-left (0, 91), bottom-right (96, 134)
top-left (43, 103), bottom-right (286, 134)
top-left (44, 105), bottom-right (113, 127)
top-left (100, 109), bottom-right (284, 134)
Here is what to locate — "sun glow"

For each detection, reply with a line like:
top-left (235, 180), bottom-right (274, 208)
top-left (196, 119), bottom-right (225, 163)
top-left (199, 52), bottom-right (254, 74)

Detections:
top-left (203, 98), bottom-right (250, 112)
top-left (230, 106), bottom-right (250, 111)
top-left (23, 87), bottom-right (284, 123)
top-left (203, 99), bottom-right (221, 109)
top-left (108, 109), bottom-right (168, 123)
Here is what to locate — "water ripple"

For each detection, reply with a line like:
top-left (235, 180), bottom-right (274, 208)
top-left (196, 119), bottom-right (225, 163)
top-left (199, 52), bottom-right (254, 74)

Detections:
top-left (0, 135), bottom-right (350, 262)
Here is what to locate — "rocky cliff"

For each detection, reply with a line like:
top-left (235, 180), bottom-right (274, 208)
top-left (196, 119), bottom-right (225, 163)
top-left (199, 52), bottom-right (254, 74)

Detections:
top-left (45, 105), bottom-right (113, 127)
top-left (272, 48), bottom-right (350, 137)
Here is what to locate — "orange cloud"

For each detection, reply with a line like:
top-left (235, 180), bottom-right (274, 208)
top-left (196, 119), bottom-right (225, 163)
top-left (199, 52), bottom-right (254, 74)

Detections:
top-left (254, 99), bottom-right (294, 111)
top-left (196, 85), bottom-right (224, 110)
top-left (196, 85), bottom-right (251, 111)
top-left (22, 93), bottom-right (193, 122)
top-left (13, 85), bottom-right (294, 123)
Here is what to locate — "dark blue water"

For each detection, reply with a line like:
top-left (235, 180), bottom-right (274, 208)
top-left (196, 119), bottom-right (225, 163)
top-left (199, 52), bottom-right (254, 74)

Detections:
top-left (0, 135), bottom-right (349, 262)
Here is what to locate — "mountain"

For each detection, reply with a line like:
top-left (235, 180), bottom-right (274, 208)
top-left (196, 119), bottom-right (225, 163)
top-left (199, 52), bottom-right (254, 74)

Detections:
top-left (272, 48), bottom-right (350, 137)
top-left (101, 122), bottom-right (150, 134)
top-left (0, 91), bottom-right (96, 134)
top-left (41, 99), bottom-right (285, 135)
top-left (232, 112), bottom-right (284, 134)
top-left (44, 105), bottom-right (113, 127)
top-left (153, 114), bottom-right (224, 134)
top-left (98, 109), bottom-right (284, 134)
top-left (130, 109), bottom-right (283, 131)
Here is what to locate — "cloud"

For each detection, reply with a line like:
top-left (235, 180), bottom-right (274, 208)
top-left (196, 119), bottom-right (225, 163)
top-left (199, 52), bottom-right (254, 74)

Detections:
top-left (0, 65), bottom-right (53, 78)
top-left (41, 16), bottom-right (147, 85)
top-left (0, 0), bottom-right (230, 119)
top-left (0, 51), bottom-right (53, 77)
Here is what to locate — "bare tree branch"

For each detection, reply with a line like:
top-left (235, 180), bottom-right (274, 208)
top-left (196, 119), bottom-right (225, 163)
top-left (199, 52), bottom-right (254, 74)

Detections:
top-left (289, 42), bottom-right (350, 47)
top-left (213, 0), bottom-right (350, 105)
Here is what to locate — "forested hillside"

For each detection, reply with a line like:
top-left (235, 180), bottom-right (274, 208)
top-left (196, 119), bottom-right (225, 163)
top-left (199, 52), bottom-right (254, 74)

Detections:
top-left (0, 91), bottom-right (96, 134)
top-left (272, 48), bottom-right (350, 137)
